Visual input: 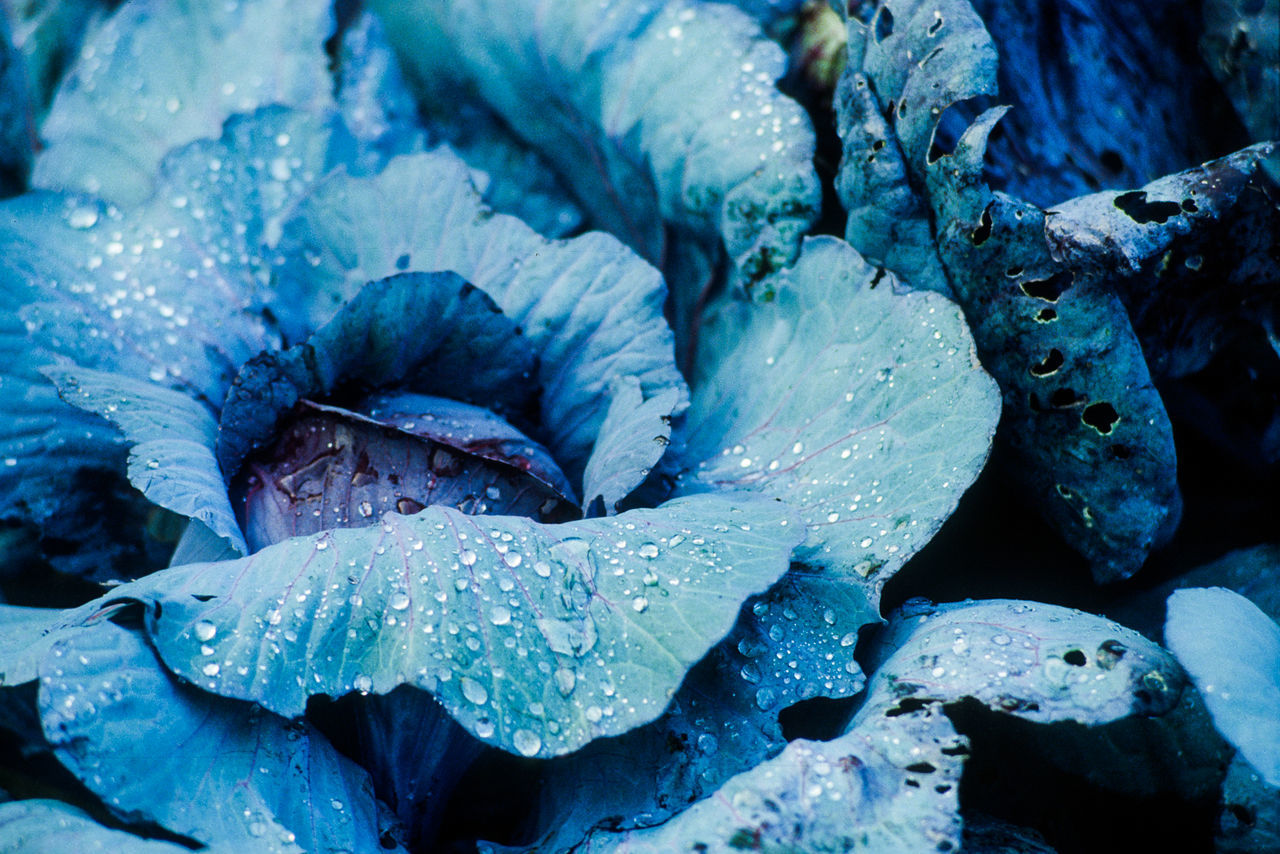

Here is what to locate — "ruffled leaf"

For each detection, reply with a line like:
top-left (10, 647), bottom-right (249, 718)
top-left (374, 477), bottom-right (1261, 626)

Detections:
top-left (39, 621), bottom-right (403, 854)
top-left (114, 494), bottom-right (801, 758)
top-left (44, 364), bottom-right (246, 554)
top-left (580, 377), bottom-right (679, 515)
top-left (217, 271), bottom-right (539, 478)
top-left (1165, 587), bottom-right (1280, 787)
top-left (272, 149), bottom-right (687, 486)
top-left (521, 570), bottom-right (873, 851)
top-left (33, 0), bottom-right (334, 205)
top-left (368, 0), bottom-right (820, 285)
top-left (679, 236), bottom-right (998, 589)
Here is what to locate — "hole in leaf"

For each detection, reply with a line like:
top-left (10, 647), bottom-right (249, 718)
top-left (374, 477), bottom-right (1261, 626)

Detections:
top-left (905, 762), bottom-right (937, 773)
top-left (1030, 349), bottom-right (1064, 377)
top-left (1062, 649), bottom-right (1087, 666)
top-left (874, 6), bottom-right (894, 41)
top-left (395, 253), bottom-right (411, 271)
top-left (971, 206), bottom-right (993, 245)
top-left (886, 697), bottom-right (932, 717)
top-left (1005, 265), bottom-right (1023, 277)
top-left (1020, 271), bottom-right (1072, 302)
top-left (872, 139), bottom-right (886, 151)
top-left (1035, 307), bottom-right (1058, 323)
top-left (1055, 484), bottom-right (1074, 499)
top-left (1096, 639), bottom-right (1127, 669)
top-left (1028, 393), bottom-right (1042, 411)
top-left (927, 11), bottom-right (944, 35)
top-left (1108, 443), bottom-right (1132, 460)
top-left (1181, 198), bottom-right (1199, 213)
top-left (1049, 387), bottom-right (1085, 408)
top-left (1114, 191), bottom-right (1182, 224)
top-left (1081, 402), bottom-right (1119, 434)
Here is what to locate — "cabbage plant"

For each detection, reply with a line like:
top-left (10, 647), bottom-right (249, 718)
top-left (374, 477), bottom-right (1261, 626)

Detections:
top-left (0, 1), bottom-right (1276, 852)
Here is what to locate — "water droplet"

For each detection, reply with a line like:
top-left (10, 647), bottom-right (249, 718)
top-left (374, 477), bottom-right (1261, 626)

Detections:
top-left (460, 549), bottom-right (477, 566)
top-left (353, 674), bottom-right (373, 693)
top-left (202, 663), bottom-right (220, 676)
top-left (503, 552), bottom-right (523, 568)
top-left (461, 677), bottom-right (488, 705)
top-left (490, 606), bottom-right (511, 626)
top-left (358, 501), bottom-right (374, 518)
top-left (632, 596), bottom-right (649, 613)
top-left (839, 632), bottom-right (857, 647)
top-left (992, 633), bottom-right (1011, 646)
top-left (533, 560), bottom-right (552, 577)
top-left (329, 799), bottom-right (344, 811)
top-left (513, 729), bottom-right (542, 757)
top-left (637, 542), bottom-right (659, 559)
top-left (554, 668), bottom-right (576, 696)
top-left (68, 206), bottom-right (99, 229)
top-left (389, 591), bottom-right (410, 611)
top-left (755, 687), bottom-right (778, 710)
top-left (474, 718), bottom-right (495, 738)
top-left (193, 620), bottom-right (217, 642)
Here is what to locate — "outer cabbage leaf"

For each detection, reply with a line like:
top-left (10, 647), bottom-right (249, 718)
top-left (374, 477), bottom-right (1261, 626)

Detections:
top-left (835, 0), bottom-right (997, 295)
top-left (0, 800), bottom-right (207, 854)
top-left (369, 0), bottom-right (820, 286)
top-left (1165, 587), bottom-right (1280, 787)
top-left (518, 570), bottom-right (873, 851)
top-left (0, 604), bottom-right (72, 686)
top-left (33, 0), bottom-right (334, 205)
top-left (0, 107), bottom-right (361, 568)
top-left (44, 364), bottom-right (247, 554)
top-left (927, 109), bottom-right (1180, 581)
top-left (553, 703), bottom-right (965, 853)
top-left (39, 621), bottom-right (403, 853)
top-left (272, 149), bottom-right (688, 489)
top-left (111, 494), bottom-right (801, 758)
top-left (860, 598), bottom-right (1185, 725)
top-left (1203, 0), bottom-right (1279, 143)
top-left (678, 236), bottom-right (998, 589)
top-left (1043, 143), bottom-right (1279, 379)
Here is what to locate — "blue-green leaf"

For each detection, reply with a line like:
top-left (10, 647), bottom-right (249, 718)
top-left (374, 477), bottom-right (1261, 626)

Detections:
top-left (368, 0), bottom-right (820, 285)
top-left (926, 109), bottom-right (1182, 581)
top-left (39, 621), bottom-right (403, 853)
top-left (861, 598), bottom-right (1185, 724)
top-left (1165, 587), bottom-right (1280, 787)
top-left (33, 0), bottom-right (334, 205)
top-left (679, 236), bottom-right (998, 587)
top-left (117, 494), bottom-right (801, 758)
top-left (835, 0), bottom-right (996, 295)
top-left (522, 570), bottom-right (873, 851)
top-left (560, 704), bottom-right (965, 853)
top-left (0, 10), bottom-right (32, 197)
top-left (0, 800), bottom-right (203, 854)
top-left (580, 377), bottom-right (680, 515)
top-left (272, 149), bottom-right (687, 485)
top-left (43, 364), bottom-right (246, 554)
